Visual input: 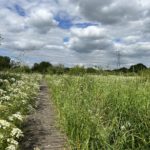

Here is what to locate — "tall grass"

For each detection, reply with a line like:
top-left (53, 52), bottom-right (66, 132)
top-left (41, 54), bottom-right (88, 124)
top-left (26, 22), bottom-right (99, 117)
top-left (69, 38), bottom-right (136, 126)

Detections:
top-left (46, 75), bottom-right (150, 150)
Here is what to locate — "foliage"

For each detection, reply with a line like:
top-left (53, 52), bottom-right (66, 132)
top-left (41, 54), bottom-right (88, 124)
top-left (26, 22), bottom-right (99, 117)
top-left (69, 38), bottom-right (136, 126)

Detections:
top-left (11, 65), bottom-right (31, 73)
top-left (69, 65), bottom-right (86, 75)
top-left (0, 56), bottom-right (11, 70)
top-left (46, 75), bottom-right (150, 150)
top-left (0, 73), bottom-right (41, 149)
top-left (32, 61), bottom-right (52, 73)
top-left (129, 63), bottom-right (147, 73)
top-left (86, 67), bottom-right (99, 74)
top-left (0, 55), bottom-right (149, 75)
top-left (53, 64), bottom-right (65, 75)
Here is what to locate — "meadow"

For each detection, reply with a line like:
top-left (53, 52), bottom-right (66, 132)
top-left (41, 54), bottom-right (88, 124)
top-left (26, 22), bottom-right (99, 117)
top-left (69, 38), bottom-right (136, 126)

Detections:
top-left (0, 71), bottom-right (149, 150)
top-left (0, 72), bottom-right (41, 150)
top-left (46, 75), bottom-right (150, 150)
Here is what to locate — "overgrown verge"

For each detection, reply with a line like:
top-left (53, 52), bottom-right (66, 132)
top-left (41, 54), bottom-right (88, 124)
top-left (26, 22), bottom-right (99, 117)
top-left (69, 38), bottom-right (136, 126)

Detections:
top-left (46, 75), bottom-right (150, 150)
top-left (0, 72), bottom-right (41, 150)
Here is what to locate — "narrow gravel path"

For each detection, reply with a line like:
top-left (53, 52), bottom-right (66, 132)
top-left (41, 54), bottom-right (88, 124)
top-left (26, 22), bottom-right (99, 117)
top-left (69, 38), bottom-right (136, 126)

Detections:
top-left (20, 81), bottom-right (68, 150)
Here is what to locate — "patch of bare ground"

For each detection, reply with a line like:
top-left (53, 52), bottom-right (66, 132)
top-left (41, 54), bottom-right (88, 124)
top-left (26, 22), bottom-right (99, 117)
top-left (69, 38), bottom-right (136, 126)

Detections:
top-left (20, 81), bottom-right (69, 150)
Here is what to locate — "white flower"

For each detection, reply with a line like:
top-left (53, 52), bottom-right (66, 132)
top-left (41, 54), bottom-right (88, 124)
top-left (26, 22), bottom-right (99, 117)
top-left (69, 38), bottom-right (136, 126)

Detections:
top-left (0, 119), bottom-right (11, 129)
top-left (121, 125), bottom-right (126, 130)
top-left (22, 100), bottom-right (27, 104)
top-left (8, 112), bottom-right (23, 122)
top-left (7, 138), bottom-right (18, 146)
top-left (17, 81), bottom-right (25, 86)
top-left (0, 133), bottom-right (4, 139)
top-left (34, 147), bottom-right (41, 150)
top-left (5, 144), bottom-right (17, 150)
top-left (0, 89), bottom-right (5, 95)
top-left (11, 128), bottom-right (23, 138)
top-left (1, 96), bottom-right (10, 101)
top-left (126, 121), bottom-right (131, 127)
top-left (3, 79), bottom-right (9, 84)
top-left (11, 78), bottom-right (16, 82)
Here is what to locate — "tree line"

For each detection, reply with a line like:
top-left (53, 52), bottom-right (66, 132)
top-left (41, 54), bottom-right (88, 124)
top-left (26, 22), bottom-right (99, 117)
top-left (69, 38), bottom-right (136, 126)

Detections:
top-left (0, 55), bottom-right (149, 75)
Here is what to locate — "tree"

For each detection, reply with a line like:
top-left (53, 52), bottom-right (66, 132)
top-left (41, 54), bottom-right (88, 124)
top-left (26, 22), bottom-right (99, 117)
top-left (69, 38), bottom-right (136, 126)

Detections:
top-left (0, 56), bottom-right (11, 70)
top-left (69, 65), bottom-right (86, 75)
top-left (129, 63), bottom-right (147, 73)
top-left (86, 67), bottom-right (97, 74)
top-left (53, 64), bottom-right (65, 75)
top-left (114, 67), bottom-right (128, 73)
top-left (32, 61), bottom-right (53, 73)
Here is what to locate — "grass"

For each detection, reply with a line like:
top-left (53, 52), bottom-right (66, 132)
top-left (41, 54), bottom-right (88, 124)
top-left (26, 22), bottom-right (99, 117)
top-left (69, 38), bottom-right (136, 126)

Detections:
top-left (46, 75), bottom-right (150, 150)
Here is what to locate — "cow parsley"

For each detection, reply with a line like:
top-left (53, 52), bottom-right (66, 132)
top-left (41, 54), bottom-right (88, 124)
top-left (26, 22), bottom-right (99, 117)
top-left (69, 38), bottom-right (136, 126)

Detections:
top-left (0, 119), bottom-right (11, 129)
top-left (11, 128), bottom-right (23, 138)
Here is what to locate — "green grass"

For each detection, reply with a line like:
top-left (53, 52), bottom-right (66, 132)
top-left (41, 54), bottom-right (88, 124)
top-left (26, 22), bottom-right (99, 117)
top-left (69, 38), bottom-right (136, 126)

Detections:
top-left (46, 75), bottom-right (150, 150)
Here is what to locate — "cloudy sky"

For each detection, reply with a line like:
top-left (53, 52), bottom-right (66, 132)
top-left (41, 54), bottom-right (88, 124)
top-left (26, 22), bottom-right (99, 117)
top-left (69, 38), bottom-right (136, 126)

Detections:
top-left (0, 0), bottom-right (150, 68)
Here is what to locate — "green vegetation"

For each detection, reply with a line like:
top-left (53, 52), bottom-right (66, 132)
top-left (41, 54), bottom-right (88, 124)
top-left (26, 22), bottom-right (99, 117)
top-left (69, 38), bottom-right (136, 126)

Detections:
top-left (0, 55), bottom-right (149, 75)
top-left (0, 54), bottom-right (150, 149)
top-left (0, 72), bottom-right (41, 149)
top-left (46, 75), bottom-right (150, 150)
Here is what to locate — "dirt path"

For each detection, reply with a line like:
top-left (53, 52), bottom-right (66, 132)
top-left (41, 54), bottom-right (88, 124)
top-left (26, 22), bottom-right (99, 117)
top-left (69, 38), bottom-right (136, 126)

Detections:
top-left (20, 81), bottom-right (68, 150)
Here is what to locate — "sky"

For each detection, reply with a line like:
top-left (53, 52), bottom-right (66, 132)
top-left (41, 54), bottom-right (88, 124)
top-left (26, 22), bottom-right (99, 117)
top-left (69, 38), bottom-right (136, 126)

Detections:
top-left (0, 0), bottom-right (150, 68)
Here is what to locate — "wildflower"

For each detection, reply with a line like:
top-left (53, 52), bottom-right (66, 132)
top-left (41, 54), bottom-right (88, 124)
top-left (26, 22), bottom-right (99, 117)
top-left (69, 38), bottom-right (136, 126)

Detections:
top-left (0, 89), bottom-right (5, 95)
top-left (11, 128), bottom-right (23, 138)
top-left (121, 125), bottom-right (126, 131)
top-left (126, 121), bottom-right (131, 127)
top-left (7, 138), bottom-right (18, 146)
top-left (0, 119), bottom-right (11, 129)
top-left (28, 104), bottom-right (34, 111)
top-left (17, 81), bottom-right (25, 86)
top-left (19, 92), bottom-right (28, 98)
top-left (0, 133), bottom-right (4, 139)
top-left (8, 112), bottom-right (23, 122)
top-left (11, 78), bottom-right (16, 82)
top-left (5, 144), bottom-right (16, 150)
top-left (1, 96), bottom-right (10, 101)
top-left (3, 79), bottom-right (9, 84)
top-left (34, 147), bottom-right (41, 150)
top-left (22, 100), bottom-right (27, 104)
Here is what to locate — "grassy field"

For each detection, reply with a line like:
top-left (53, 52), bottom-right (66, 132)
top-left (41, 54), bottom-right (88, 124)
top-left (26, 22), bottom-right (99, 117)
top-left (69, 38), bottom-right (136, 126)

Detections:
top-left (46, 75), bottom-right (150, 150)
top-left (0, 73), bottom-right (41, 150)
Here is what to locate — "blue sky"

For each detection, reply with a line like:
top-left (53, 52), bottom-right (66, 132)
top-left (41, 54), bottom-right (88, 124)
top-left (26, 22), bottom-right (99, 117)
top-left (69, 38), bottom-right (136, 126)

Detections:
top-left (6, 4), bottom-right (26, 17)
top-left (0, 0), bottom-right (150, 68)
top-left (14, 4), bottom-right (26, 16)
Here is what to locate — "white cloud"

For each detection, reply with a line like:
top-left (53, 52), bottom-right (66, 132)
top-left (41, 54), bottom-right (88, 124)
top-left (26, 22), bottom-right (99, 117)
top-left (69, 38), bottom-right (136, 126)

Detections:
top-left (0, 8), bottom-right (25, 34)
top-left (66, 26), bottom-right (114, 53)
top-left (27, 8), bottom-right (58, 33)
top-left (0, 0), bottom-right (150, 68)
top-left (77, 0), bottom-right (148, 24)
top-left (71, 26), bottom-right (107, 38)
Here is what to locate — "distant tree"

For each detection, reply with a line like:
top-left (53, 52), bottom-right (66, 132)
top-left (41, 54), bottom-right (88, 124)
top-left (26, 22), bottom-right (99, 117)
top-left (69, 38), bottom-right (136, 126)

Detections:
top-left (32, 61), bottom-right (52, 73)
top-left (11, 65), bottom-right (31, 73)
top-left (69, 65), bottom-right (86, 75)
top-left (129, 63), bottom-right (147, 73)
top-left (53, 64), bottom-right (65, 75)
top-left (86, 67), bottom-right (97, 74)
top-left (20, 65), bottom-right (31, 73)
top-left (114, 67), bottom-right (128, 73)
top-left (0, 56), bottom-right (11, 70)
top-left (10, 60), bottom-right (20, 68)
top-left (64, 67), bottom-right (70, 73)
top-left (32, 63), bottom-right (39, 71)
